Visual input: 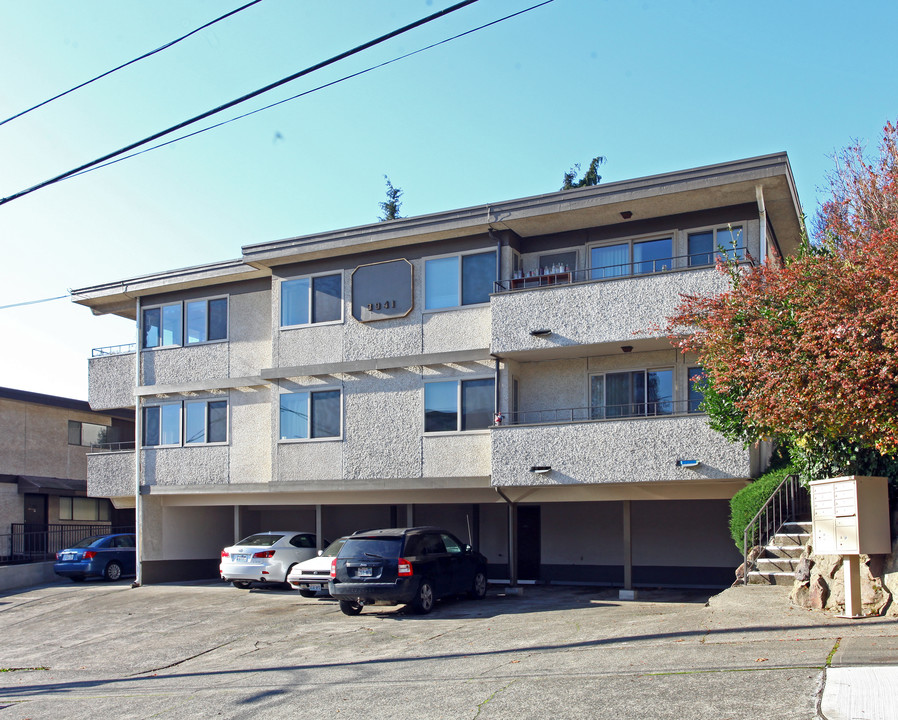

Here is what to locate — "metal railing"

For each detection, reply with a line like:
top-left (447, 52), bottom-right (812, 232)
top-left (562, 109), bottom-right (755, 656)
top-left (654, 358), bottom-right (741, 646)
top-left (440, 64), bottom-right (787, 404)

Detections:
top-left (494, 248), bottom-right (748, 293)
top-left (1, 524), bottom-right (135, 565)
top-left (742, 474), bottom-right (809, 584)
top-left (89, 441), bottom-right (136, 452)
top-left (91, 343), bottom-right (136, 357)
top-left (495, 400), bottom-right (701, 426)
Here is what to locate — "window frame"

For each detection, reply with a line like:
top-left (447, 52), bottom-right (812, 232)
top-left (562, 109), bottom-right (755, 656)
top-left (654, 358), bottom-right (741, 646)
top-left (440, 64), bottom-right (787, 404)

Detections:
top-left (280, 271), bottom-right (344, 329)
top-left (67, 420), bottom-right (109, 447)
top-left (142, 296), bottom-right (229, 350)
top-left (142, 399), bottom-right (229, 448)
top-left (423, 249), bottom-right (498, 312)
top-left (185, 295), bottom-right (229, 345)
top-left (588, 367), bottom-right (675, 420)
top-left (687, 366), bottom-right (706, 414)
top-left (587, 232), bottom-right (675, 280)
top-left (423, 375), bottom-right (495, 434)
top-left (59, 496), bottom-right (112, 522)
top-left (278, 386), bottom-right (343, 442)
top-left (687, 224), bottom-right (746, 267)
top-left (184, 399), bottom-right (229, 445)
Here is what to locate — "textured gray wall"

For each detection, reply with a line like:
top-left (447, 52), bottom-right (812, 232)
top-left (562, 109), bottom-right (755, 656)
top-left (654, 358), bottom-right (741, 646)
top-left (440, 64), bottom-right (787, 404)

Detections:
top-left (88, 353), bottom-right (136, 410)
top-left (86, 451), bottom-right (134, 499)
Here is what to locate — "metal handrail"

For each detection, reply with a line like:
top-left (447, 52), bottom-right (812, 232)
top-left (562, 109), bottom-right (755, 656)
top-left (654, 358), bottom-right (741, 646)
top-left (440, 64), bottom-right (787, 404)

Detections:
top-left (742, 473), bottom-right (810, 585)
top-left (1, 524), bottom-right (136, 565)
top-left (495, 400), bottom-right (702, 426)
top-left (89, 441), bottom-right (136, 452)
top-left (494, 248), bottom-right (749, 293)
top-left (92, 343), bottom-right (136, 357)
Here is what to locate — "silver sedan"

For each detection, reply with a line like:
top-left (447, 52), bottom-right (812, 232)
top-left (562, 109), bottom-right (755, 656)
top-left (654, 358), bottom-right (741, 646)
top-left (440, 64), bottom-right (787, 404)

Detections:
top-left (220, 531), bottom-right (325, 589)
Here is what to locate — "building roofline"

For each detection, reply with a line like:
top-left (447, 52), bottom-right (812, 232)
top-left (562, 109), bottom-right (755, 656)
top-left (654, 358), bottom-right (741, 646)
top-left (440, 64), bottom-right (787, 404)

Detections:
top-left (0, 386), bottom-right (131, 419)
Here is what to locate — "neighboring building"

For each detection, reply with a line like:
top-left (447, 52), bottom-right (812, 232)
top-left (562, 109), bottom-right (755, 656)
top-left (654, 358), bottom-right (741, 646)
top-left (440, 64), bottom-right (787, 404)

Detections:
top-left (0, 387), bottom-right (134, 561)
top-left (72, 154), bottom-right (802, 587)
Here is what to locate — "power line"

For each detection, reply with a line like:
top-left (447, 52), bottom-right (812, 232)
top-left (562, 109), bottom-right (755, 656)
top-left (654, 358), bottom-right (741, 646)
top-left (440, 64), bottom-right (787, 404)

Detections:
top-left (0, 0), bottom-right (480, 208)
top-left (0, 294), bottom-right (69, 311)
top-left (0, 0), bottom-right (265, 128)
top-left (71, 1), bottom-right (555, 179)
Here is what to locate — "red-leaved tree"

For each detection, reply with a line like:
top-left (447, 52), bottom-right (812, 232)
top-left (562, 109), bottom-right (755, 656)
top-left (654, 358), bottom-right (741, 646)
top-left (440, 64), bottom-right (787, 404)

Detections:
top-left (667, 121), bottom-right (898, 477)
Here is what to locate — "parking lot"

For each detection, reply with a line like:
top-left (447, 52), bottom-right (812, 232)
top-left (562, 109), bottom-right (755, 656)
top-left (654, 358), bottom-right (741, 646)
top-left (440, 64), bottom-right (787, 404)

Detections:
top-left (1, 579), bottom-right (896, 719)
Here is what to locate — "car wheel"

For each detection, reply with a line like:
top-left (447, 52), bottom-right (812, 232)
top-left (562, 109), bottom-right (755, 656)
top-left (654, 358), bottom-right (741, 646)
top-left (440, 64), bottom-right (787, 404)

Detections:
top-left (104, 561), bottom-right (123, 582)
top-left (283, 564), bottom-right (297, 589)
top-left (413, 580), bottom-right (435, 614)
top-left (298, 588), bottom-right (316, 598)
top-left (339, 600), bottom-right (363, 616)
top-left (469, 571), bottom-right (487, 599)
top-left (232, 581), bottom-right (253, 589)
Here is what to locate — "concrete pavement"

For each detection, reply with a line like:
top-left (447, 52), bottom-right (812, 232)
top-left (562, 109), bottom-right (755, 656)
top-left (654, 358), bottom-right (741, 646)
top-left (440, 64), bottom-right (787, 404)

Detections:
top-left (0, 580), bottom-right (895, 719)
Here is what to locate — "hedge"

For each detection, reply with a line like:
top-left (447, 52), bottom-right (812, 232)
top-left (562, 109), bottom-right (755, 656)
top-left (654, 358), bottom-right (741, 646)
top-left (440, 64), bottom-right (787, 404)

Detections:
top-left (729, 464), bottom-right (798, 552)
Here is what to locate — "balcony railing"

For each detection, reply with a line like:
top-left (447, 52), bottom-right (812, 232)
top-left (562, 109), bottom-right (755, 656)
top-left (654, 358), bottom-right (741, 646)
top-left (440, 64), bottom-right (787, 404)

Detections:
top-left (92, 343), bottom-right (136, 357)
top-left (495, 400), bottom-right (701, 426)
top-left (494, 248), bottom-right (747, 293)
top-left (1, 524), bottom-right (135, 565)
top-left (89, 441), bottom-right (136, 452)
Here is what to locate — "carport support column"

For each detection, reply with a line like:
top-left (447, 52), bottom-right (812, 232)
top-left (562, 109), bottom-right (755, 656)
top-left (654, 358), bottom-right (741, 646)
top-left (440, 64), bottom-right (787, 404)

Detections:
top-left (507, 501), bottom-right (518, 587)
top-left (233, 506), bottom-right (240, 543)
top-left (406, 504), bottom-right (414, 527)
top-left (315, 505), bottom-right (323, 551)
top-left (620, 500), bottom-right (636, 601)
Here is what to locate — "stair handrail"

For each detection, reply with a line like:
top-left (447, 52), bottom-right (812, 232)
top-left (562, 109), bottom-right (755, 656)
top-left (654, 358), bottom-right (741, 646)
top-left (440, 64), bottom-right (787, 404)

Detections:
top-left (742, 473), bottom-right (809, 585)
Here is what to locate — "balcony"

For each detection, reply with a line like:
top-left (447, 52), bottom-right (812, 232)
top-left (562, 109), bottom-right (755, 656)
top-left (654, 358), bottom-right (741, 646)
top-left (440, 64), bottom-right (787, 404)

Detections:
top-left (491, 408), bottom-right (753, 487)
top-left (88, 349), bottom-right (137, 410)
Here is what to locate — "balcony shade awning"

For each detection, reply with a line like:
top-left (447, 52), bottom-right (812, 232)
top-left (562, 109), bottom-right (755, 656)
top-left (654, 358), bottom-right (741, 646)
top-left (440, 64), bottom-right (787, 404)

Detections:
top-left (16, 476), bottom-right (87, 495)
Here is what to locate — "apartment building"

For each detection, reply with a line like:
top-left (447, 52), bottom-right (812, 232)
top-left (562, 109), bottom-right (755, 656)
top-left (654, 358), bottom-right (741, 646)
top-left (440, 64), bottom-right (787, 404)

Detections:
top-left (72, 154), bottom-right (802, 587)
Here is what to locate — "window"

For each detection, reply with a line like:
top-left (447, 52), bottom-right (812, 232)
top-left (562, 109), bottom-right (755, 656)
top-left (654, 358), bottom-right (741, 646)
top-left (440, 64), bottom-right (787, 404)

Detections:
top-left (59, 496), bottom-right (112, 522)
top-left (538, 251), bottom-right (577, 273)
top-left (590, 237), bottom-right (672, 279)
top-left (143, 297), bottom-right (228, 348)
top-left (68, 421), bottom-right (109, 446)
top-left (688, 367), bottom-right (705, 413)
top-left (281, 273), bottom-right (342, 327)
top-left (279, 389), bottom-right (341, 440)
top-left (143, 404), bottom-right (182, 446)
top-left (688, 225), bottom-right (744, 267)
top-left (424, 378), bottom-right (494, 432)
top-left (424, 251), bottom-right (496, 309)
top-left (186, 298), bottom-right (227, 344)
top-left (185, 400), bottom-right (228, 444)
top-left (590, 369), bottom-right (673, 419)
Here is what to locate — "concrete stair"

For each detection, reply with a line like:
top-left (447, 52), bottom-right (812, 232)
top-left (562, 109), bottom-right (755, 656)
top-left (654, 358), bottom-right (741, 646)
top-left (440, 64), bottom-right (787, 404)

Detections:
top-left (747, 520), bottom-right (811, 586)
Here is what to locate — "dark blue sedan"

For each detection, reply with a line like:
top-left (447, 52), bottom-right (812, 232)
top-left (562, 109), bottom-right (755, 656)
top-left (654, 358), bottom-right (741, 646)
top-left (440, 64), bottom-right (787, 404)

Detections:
top-left (53, 533), bottom-right (136, 582)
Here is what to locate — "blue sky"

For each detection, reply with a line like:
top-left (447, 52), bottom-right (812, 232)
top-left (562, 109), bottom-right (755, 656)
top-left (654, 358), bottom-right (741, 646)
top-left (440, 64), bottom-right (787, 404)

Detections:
top-left (1, 0), bottom-right (896, 399)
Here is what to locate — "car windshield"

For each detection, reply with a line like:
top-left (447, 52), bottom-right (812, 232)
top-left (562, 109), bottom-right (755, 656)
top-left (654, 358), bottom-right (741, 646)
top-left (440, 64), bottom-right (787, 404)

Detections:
top-left (235, 534), bottom-right (284, 546)
top-left (340, 537), bottom-right (403, 558)
top-left (321, 537), bottom-right (347, 557)
top-left (71, 535), bottom-right (106, 549)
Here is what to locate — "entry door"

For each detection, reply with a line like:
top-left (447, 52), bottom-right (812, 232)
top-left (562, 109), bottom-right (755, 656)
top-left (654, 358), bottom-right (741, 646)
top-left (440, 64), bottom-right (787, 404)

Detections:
top-left (24, 494), bottom-right (48, 555)
top-left (516, 505), bottom-right (541, 580)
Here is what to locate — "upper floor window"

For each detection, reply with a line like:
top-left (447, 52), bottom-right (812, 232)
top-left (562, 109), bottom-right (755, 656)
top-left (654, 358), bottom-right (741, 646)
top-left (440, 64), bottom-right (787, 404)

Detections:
top-left (281, 273), bottom-right (342, 327)
top-left (143, 399), bottom-right (228, 447)
top-left (279, 388), bottom-right (341, 440)
top-left (424, 250), bottom-right (496, 310)
top-left (590, 236), bottom-right (672, 279)
top-left (688, 367), bottom-right (705, 413)
top-left (424, 377), bottom-right (494, 432)
top-left (590, 369), bottom-right (673, 419)
top-left (68, 420), bottom-right (108, 446)
top-left (688, 225), bottom-right (744, 267)
top-left (143, 297), bottom-right (228, 349)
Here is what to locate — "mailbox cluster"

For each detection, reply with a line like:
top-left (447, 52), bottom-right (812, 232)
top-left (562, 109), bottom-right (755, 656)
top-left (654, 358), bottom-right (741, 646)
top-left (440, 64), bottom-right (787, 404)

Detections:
top-left (810, 476), bottom-right (891, 556)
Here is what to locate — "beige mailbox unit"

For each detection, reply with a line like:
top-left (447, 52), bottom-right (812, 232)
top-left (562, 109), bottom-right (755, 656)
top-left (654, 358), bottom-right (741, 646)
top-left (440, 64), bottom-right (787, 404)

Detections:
top-left (810, 475), bottom-right (891, 555)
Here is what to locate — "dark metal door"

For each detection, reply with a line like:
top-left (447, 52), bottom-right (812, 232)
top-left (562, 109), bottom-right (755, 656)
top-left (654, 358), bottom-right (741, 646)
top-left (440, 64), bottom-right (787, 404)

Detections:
top-left (516, 505), bottom-right (541, 580)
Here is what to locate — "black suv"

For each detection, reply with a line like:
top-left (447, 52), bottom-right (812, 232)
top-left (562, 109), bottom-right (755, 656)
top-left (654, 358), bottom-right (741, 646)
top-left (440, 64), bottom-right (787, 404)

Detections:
top-left (329, 527), bottom-right (488, 615)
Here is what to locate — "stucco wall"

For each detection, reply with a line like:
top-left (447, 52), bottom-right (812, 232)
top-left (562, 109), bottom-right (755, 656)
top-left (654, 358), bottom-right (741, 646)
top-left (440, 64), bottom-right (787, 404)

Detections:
top-left (491, 415), bottom-right (751, 486)
top-left (491, 269), bottom-right (730, 354)
top-left (143, 446), bottom-right (230, 487)
top-left (0, 482), bottom-right (23, 538)
top-left (141, 342), bottom-right (230, 387)
top-left (87, 451), bottom-right (134, 499)
top-left (88, 352), bottom-right (136, 410)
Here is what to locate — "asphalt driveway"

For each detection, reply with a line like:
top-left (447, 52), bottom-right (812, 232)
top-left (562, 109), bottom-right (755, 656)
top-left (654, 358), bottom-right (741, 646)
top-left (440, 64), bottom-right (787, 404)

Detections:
top-left (1, 580), bottom-right (895, 719)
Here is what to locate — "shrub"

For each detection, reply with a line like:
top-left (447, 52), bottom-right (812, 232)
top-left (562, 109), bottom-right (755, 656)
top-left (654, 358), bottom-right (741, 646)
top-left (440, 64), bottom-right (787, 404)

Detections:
top-left (729, 463), bottom-right (798, 552)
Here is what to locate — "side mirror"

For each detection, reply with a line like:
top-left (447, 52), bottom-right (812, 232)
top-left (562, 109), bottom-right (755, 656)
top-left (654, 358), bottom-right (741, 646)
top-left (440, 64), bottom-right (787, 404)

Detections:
top-left (465, 544), bottom-right (472, 553)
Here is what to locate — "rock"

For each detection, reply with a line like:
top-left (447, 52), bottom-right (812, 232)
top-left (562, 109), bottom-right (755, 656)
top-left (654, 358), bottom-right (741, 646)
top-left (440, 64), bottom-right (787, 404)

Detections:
top-left (795, 557), bottom-right (813, 584)
top-left (789, 582), bottom-right (810, 608)
top-left (809, 576), bottom-right (829, 610)
top-left (732, 545), bottom-right (763, 586)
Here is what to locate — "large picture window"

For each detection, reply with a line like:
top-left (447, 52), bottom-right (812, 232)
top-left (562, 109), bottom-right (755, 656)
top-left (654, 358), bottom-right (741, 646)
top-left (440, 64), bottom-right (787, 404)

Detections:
top-left (590, 369), bottom-right (673, 419)
top-left (68, 421), bottom-right (108, 446)
top-left (424, 251), bottom-right (496, 310)
top-left (143, 297), bottom-right (228, 349)
top-left (590, 237), bottom-right (672, 279)
top-left (688, 225), bottom-right (744, 267)
top-left (143, 400), bottom-right (228, 446)
top-left (424, 377), bottom-right (494, 432)
top-left (59, 496), bottom-right (112, 522)
top-left (281, 273), bottom-right (342, 327)
top-left (279, 389), bottom-right (341, 440)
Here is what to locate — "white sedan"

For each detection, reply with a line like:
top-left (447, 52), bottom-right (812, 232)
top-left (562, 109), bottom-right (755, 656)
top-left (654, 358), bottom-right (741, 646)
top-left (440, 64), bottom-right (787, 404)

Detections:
top-left (220, 531), bottom-right (326, 589)
top-left (287, 537), bottom-right (349, 597)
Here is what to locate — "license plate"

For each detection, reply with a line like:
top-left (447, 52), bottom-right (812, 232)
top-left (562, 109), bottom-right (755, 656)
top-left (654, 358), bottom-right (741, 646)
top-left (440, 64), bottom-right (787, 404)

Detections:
top-left (357, 567), bottom-right (373, 577)
top-left (62, 553), bottom-right (74, 561)
top-left (307, 583), bottom-right (322, 591)
top-left (232, 554), bottom-right (248, 563)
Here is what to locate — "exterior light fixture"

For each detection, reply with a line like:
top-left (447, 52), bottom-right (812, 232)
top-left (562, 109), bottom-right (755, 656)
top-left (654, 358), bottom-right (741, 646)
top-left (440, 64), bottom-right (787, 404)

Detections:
top-left (620, 211), bottom-right (633, 219)
top-left (530, 329), bottom-right (552, 337)
top-left (620, 345), bottom-right (633, 353)
top-left (677, 459), bottom-right (700, 468)
top-left (529, 466), bottom-right (552, 473)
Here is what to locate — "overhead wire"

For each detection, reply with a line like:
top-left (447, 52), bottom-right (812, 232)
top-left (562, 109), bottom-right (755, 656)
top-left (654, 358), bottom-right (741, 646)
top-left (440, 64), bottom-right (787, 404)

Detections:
top-left (71, 0), bottom-right (555, 178)
top-left (0, 0), bottom-right (265, 128)
top-left (0, 0), bottom-right (481, 208)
